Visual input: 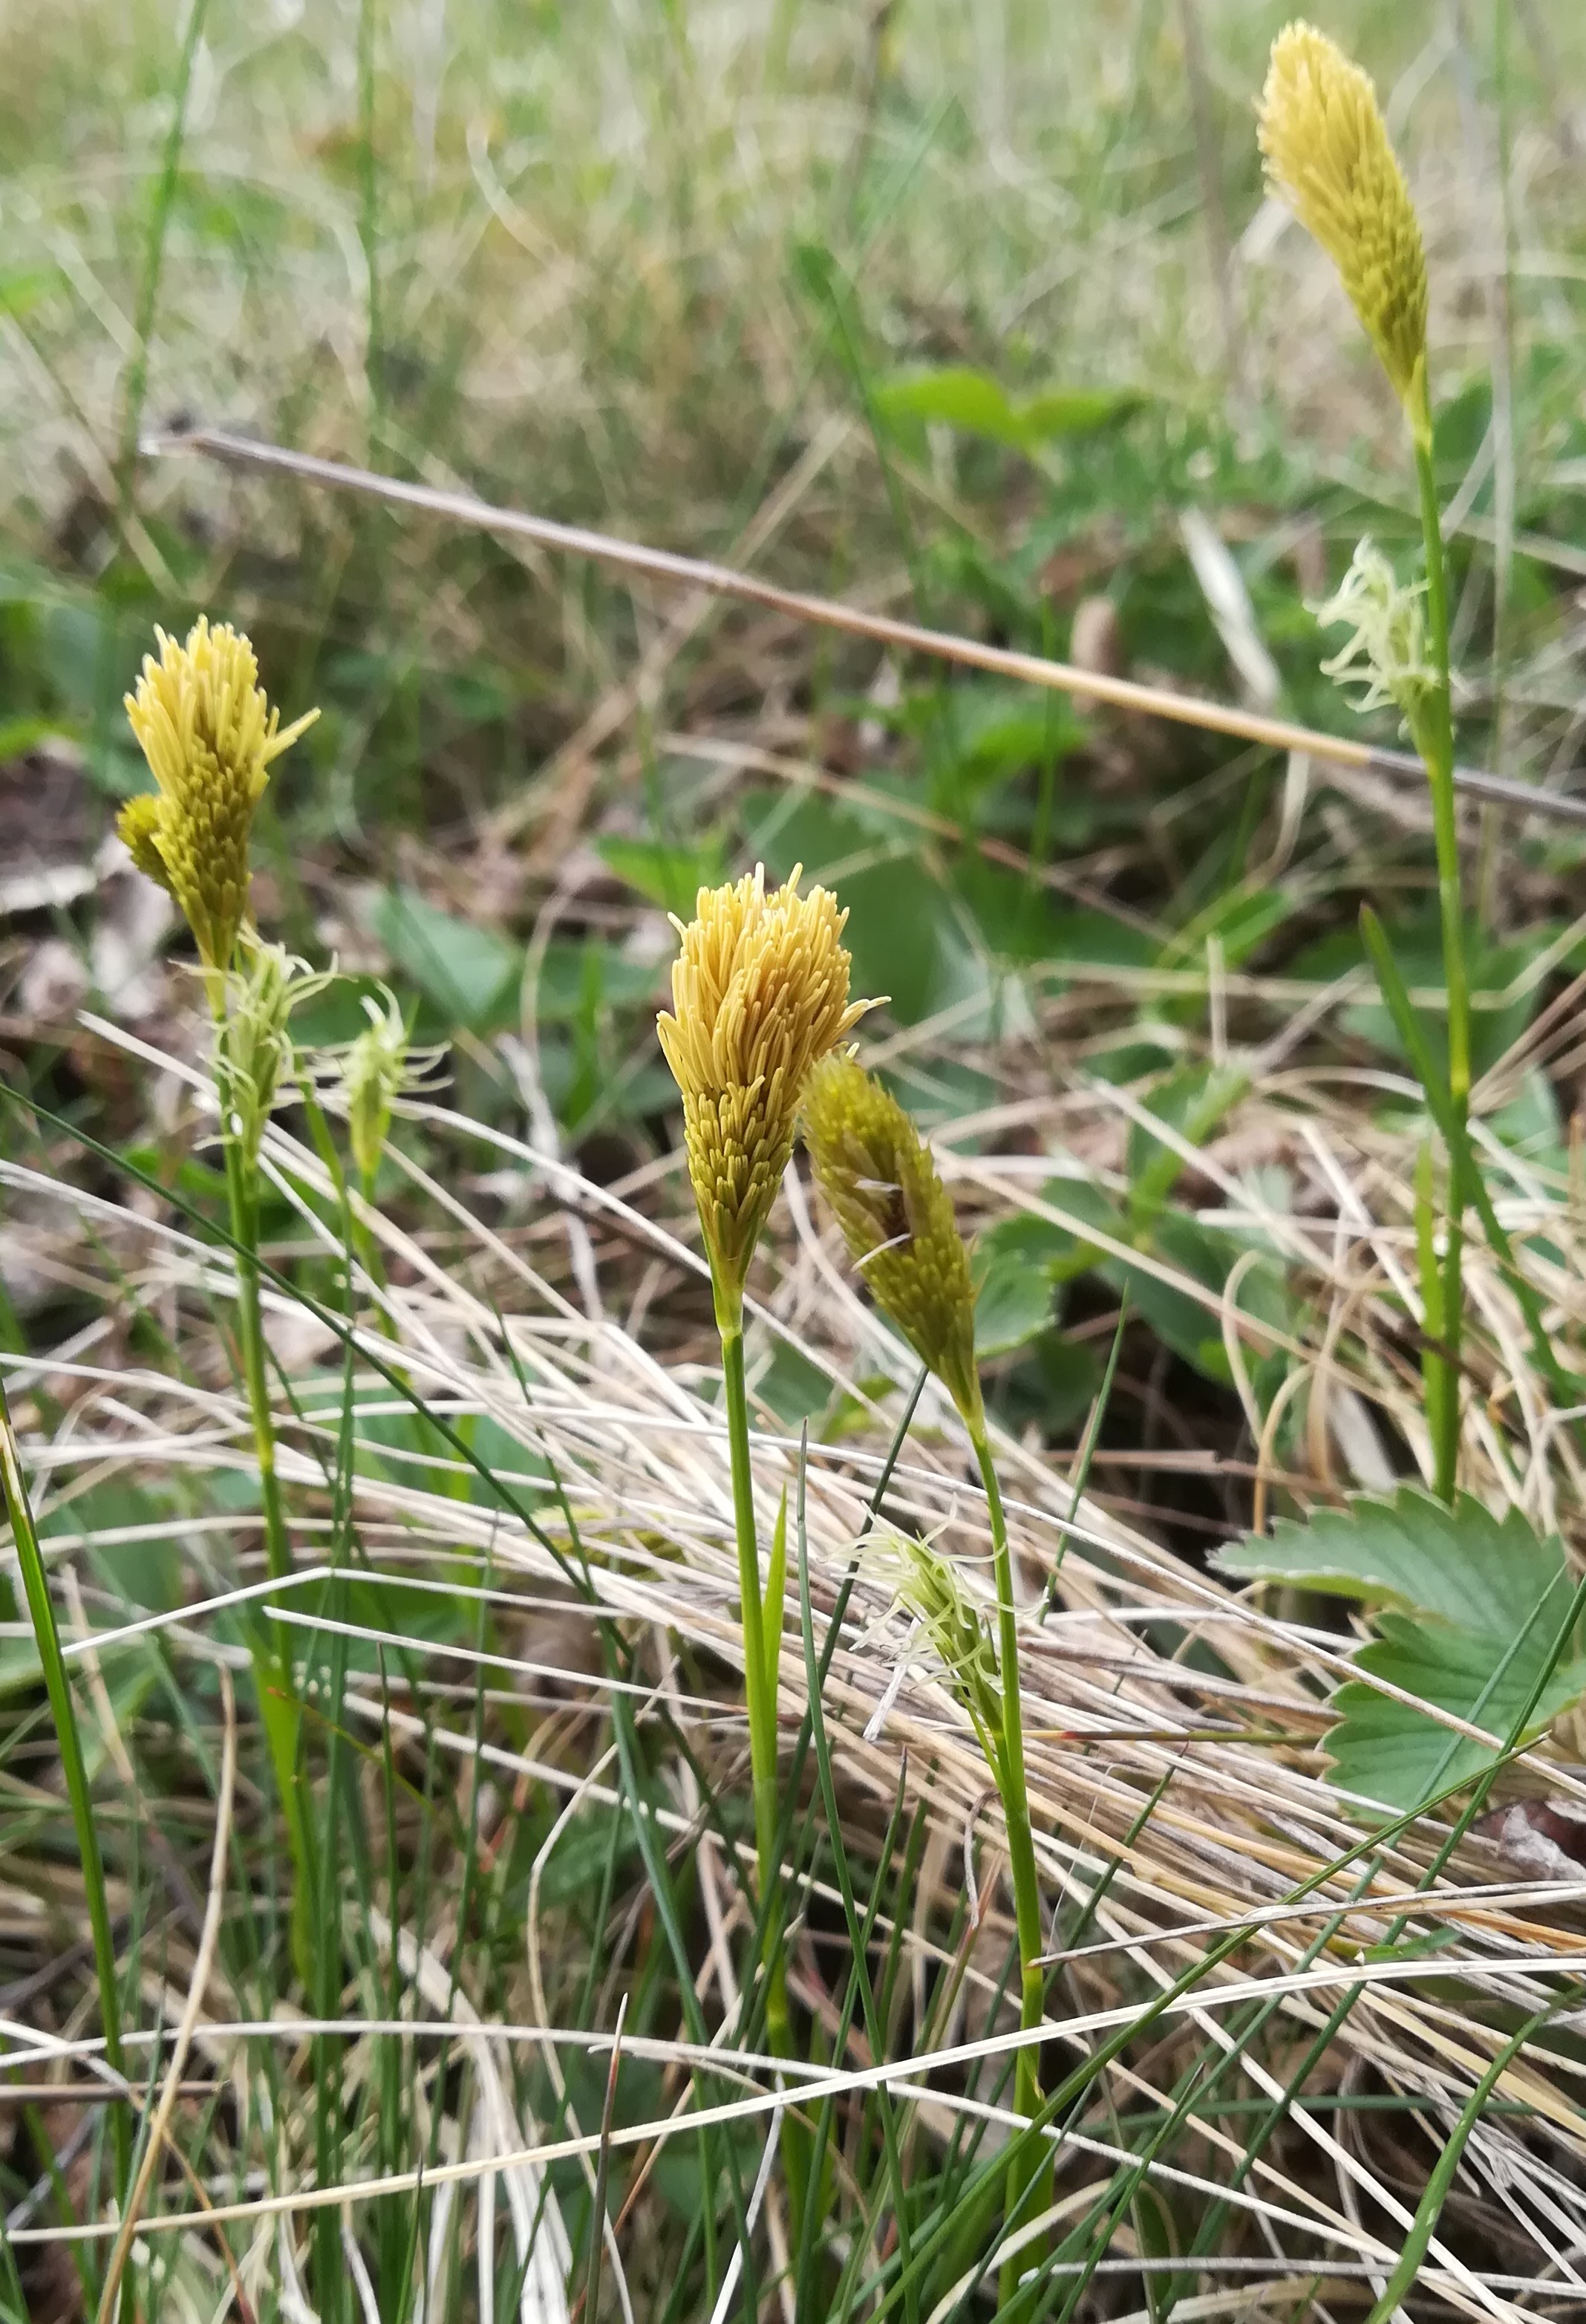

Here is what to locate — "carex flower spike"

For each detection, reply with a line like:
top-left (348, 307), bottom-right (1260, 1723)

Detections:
top-left (657, 863), bottom-right (872, 1325)
top-left (1259, 21), bottom-right (1430, 438)
top-left (120, 617), bottom-right (319, 981)
top-left (800, 1052), bottom-right (982, 1432)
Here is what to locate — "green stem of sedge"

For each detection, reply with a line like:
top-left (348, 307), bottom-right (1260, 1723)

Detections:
top-left (971, 1425), bottom-right (1051, 2299)
top-left (714, 1283), bottom-right (791, 2061)
top-left (0, 1378), bottom-right (133, 2239)
top-left (216, 1019), bottom-right (316, 1978)
top-left (1413, 1136), bottom-right (1450, 1478)
top-left (1412, 427), bottom-right (1470, 1503)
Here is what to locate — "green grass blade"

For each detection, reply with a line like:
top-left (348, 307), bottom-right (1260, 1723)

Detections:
top-left (794, 1427), bottom-right (918, 2324)
top-left (0, 1377), bottom-right (132, 2237)
top-left (115, 0), bottom-right (211, 509)
top-left (1357, 904), bottom-right (1453, 1132)
top-left (1361, 2006), bottom-right (1557, 2324)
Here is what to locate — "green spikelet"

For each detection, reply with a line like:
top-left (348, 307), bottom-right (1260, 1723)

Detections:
top-left (220, 937), bottom-right (334, 1171)
top-left (896, 1536), bottom-right (1003, 1752)
top-left (342, 992), bottom-right (411, 1188)
top-left (801, 1053), bottom-right (982, 1431)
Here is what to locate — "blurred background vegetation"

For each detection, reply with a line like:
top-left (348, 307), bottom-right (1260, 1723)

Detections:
top-left (7, 0), bottom-right (1585, 1472)
top-left (3, 1), bottom-right (1582, 1078)
top-left (4, 9), bottom-right (1586, 2317)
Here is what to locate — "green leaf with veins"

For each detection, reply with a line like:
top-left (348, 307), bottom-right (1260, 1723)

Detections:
top-left (1331, 1612), bottom-right (1586, 1812)
top-left (1213, 1487), bottom-right (1574, 1641)
top-left (1215, 1489), bottom-right (1586, 1814)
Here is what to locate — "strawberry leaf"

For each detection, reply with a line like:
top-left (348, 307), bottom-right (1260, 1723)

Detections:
top-left (1215, 1489), bottom-right (1586, 1814)
top-left (1213, 1487), bottom-right (1570, 1641)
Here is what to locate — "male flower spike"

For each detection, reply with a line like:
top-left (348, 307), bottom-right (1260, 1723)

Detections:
top-left (120, 618), bottom-right (319, 977)
top-left (1259, 22), bottom-right (1430, 438)
top-left (801, 1053), bottom-right (982, 1433)
top-left (657, 865), bottom-right (870, 1324)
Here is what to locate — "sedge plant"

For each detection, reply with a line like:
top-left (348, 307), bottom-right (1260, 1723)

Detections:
top-left (120, 617), bottom-right (322, 1959)
top-left (656, 864), bottom-right (870, 2063)
top-left (1258, 22), bottom-right (1467, 1498)
top-left (324, 984), bottom-right (445, 1324)
top-left (800, 1052), bottom-right (1051, 2297)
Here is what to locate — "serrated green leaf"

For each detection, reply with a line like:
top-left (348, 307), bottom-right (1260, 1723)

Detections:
top-left (1329, 1613), bottom-right (1586, 1812)
top-left (1361, 1607), bottom-right (1586, 1718)
top-left (1213, 1487), bottom-right (1570, 1641)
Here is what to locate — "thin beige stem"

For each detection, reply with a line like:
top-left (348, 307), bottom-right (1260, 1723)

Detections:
top-left (151, 427), bottom-right (1586, 833)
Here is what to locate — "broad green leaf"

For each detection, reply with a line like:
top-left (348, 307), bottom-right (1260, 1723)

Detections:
top-left (368, 885), bottom-right (523, 1031)
top-left (0, 264), bottom-right (63, 319)
top-left (1096, 1212), bottom-right (1290, 1390)
top-left (743, 788), bottom-right (969, 1022)
top-left (1170, 883), bottom-right (1293, 970)
top-left (1086, 1033), bottom-right (1183, 1084)
top-left (996, 1330), bottom-right (1104, 1438)
top-left (597, 831), bottom-right (728, 915)
top-left (1330, 1612), bottom-right (1586, 1812)
top-left (915, 681), bottom-right (1086, 795)
top-left (1220, 1491), bottom-right (1586, 1813)
top-left (45, 1482), bottom-right (183, 1615)
top-left (1214, 1487), bottom-right (1572, 1644)
top-left (1102, 1254), bottom-right (1231, 1384)
top-left (0, 714), bottom-right (76, 761)
top-left (880, 1055), bottom-right (997, 1132)
top-left (1290, 917), bottom-right (1547, 1089)
top-left (530, 938), bottom-right (660, 1022)
top-left (752, 1341), bottom-right (835, 1428)
top-left (973, 1218), bottom-right (1065, 1356)
top-left (873, 365), bottom-right (1140, 450)
top-left (873, 366), bottom-right (1029, 444)
top-left (1487, 1068), bottom-right (1564, 1166)
top-left (1019, 385), bottom-right (1145, 437)
top-left (538, 1803), bottom-right (644, 1910)
top-left (1125, 1061), bottom-right (1249, 1229)
top-left (1029, 1177), bottom-right (1128, 1277)
top-left (954, 859), bottom-right (1155, 974)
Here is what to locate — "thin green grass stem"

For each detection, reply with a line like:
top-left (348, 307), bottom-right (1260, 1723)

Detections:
top-left (217, 1030), bottom-right (315, 1976)
top-left (716, 1312), bottom-right (793, 2067)
top-left (970, 1425), bottom-right (1051, 2302)
top-left (1412, 1136), bottom-right (1451, 1467)
top-left (116, 0), bottom-right (210, 513)
top-left (1412, 431), bottom-right (1470, 1503)
top-left (1362, 2005), bottom-right (1556, 2324)
top-left (794, 1437), bottom-right (918, 2324)
top-left (220, 1133), bottom-right (291, 1588)
top-left (0, 1378), bottom-right (133, 2230)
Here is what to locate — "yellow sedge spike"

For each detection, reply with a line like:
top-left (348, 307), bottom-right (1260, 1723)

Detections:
top-left (1259, 22), bottom-right (1430, 437)
top-left (800, 1052), bottom-right (982, 1433)
top-left (120, 617), bottom-right (319, 977)
top-left (657, 864), bottom-right (872, 1321)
